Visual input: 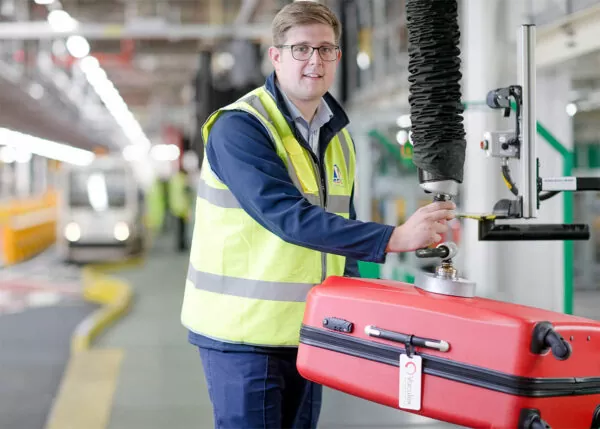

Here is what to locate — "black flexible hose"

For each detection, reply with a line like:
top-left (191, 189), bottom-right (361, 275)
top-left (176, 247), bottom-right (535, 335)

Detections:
top-left (501, 164), bottom-right (560, 201)
top-left (406, 0), bottom-right (466, 183)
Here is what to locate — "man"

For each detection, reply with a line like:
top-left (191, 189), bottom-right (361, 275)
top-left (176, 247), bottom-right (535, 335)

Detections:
top-left (181, 2), bottom-right (455, 428)
top-left (168, 167), bottom-right (190, 252)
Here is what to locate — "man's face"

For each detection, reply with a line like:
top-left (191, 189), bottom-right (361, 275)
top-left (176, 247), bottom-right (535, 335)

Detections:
top-left (269, 24), bottom-right (341, 104)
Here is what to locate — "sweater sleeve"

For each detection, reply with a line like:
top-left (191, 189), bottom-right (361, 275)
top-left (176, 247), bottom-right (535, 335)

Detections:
top-left (204, 111), bottom-right (394, 263)
top-left (343, 185), bottom-right (362, 276)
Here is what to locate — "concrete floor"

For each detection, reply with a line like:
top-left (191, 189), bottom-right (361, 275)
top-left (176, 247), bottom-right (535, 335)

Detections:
top-left (0, 301), bottom-right (96, 429)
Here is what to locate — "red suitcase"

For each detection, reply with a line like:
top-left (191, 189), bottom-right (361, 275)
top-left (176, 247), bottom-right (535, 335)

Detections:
top-left (297, 276), bottom-right (600, 429)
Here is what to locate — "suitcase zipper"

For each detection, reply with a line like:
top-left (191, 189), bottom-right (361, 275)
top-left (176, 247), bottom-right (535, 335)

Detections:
top-left (300, 325), bottom-right (600, 398)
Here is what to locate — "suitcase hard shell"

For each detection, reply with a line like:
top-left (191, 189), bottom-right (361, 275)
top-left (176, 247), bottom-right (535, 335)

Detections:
top-left (296, 276), bottom-right (600, 429)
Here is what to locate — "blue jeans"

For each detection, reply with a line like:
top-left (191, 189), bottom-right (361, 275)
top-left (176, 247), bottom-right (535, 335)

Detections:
top-left (199, 348), bottom-right (322, 429)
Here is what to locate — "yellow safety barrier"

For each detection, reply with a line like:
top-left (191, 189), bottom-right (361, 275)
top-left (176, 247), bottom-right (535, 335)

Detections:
top-left (70, 266), bottom-right (133, 353)
top-left (0, 191), bottom-right (57, 265)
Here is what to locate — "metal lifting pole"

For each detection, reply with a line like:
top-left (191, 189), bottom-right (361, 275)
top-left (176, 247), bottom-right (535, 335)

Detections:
top-left (520, 24), bottom-right (538, 219)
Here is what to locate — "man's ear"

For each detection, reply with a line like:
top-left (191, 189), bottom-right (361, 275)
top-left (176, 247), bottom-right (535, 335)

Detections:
top-left (268, 46), bottom-right (281, 68)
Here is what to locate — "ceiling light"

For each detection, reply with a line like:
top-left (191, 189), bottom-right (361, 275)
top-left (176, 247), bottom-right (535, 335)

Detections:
top-left (34, 0), bottom-right (55, 4)
top-left (79, 56), bottom-right (151, 148)
top-left (356, 52), bottom-right (370, 70)
top-left (214, 52), bottom-right (235, 71)
top-left (396, 115), bottom-right (412, 128)
top-left (48, 10), bottom-right (78, 32)
top-left (28, 83), bottom-right (44, 100)
top-left (396, 130), bottom-right (408, 145)
top-left (79, 56), bottom-right (100, 72)
top-left (0, 128), bottom-right (94, 166)
top-left (150, 144), bottom-right (180, 162)
top-left (122, 144), bottom-right (148, 162)
top-left (566, 103), bottom-right (577, 117)
top-left (66, 35), bottom-right (90, 59)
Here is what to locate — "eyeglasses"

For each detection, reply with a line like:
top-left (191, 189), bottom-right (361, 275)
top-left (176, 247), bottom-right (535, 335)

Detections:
top-left (276, 44), bottom-right (340, 62)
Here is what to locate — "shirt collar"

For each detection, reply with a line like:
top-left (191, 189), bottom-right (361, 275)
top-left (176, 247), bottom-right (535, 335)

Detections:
top-left (276, 80), bottom-right (334, 129)
top-left (264, 71), bottom-right (350, 140)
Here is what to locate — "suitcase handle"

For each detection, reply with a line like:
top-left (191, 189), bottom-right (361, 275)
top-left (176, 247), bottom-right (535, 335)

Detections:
top-left (531, 322), bottom-right (572, 361)
top-left (365, 325), bottom-right (450, 353)
top-left (519, 409), bottom-right (551, 429)
top-left (528, 416), bottom-right (551, 429)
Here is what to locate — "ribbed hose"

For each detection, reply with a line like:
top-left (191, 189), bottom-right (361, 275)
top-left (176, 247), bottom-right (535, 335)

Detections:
top-left (406, 0), bottom-right (466, 183)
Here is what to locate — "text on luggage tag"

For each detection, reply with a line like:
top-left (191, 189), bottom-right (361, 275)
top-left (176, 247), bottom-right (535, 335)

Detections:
top-left (400, 354), bottom-right (422, 411)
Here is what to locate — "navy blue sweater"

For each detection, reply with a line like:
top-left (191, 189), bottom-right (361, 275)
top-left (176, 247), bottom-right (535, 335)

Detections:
top-left (189, 72), bottom-right (394, 352)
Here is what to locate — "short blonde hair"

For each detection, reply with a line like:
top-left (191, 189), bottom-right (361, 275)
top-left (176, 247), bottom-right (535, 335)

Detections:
top-left (272, 1), bottom-right (342, 46)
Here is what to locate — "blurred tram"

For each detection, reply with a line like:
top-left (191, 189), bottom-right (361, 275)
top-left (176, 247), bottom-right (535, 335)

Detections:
top-left (56, 155), bottom-right (146, 263)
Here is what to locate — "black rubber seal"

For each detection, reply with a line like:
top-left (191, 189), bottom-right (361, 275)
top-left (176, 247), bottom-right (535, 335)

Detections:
top-left (300, 325), bottom-right (600, 398)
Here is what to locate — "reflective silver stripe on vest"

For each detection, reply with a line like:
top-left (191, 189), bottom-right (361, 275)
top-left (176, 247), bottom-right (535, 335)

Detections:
top-left (327, 195), bottom-right (351, 213)
top-left (337, 130), bottom-right (352, 172)
top-left (236, 92), bottom-right (323, 208)
top-left (197, 177), bottom-right (241, 209)
top-left (304, 193), bottom-right (320, 206)
top-left (241, 93), bottom-right (270, 121)
top-left (188, 265), bottom-right (314, 302)
top-left (325, 131), bottom-right (351, 213)
top-left (198, 176), bottom-right (322, 209)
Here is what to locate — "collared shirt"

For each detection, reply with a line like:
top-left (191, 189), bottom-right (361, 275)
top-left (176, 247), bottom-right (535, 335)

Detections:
top-left (277, 82), bottom-right (334, 155)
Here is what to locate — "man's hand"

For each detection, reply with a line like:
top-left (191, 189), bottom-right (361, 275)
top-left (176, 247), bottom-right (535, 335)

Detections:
top-left (386, 201), bottom-right (456, 253)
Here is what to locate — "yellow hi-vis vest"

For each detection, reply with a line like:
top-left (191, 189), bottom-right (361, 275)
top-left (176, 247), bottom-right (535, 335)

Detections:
top-left (168, 172), bottom-right (189, 219)
top-left (180, 86), bottom-right (356, 347)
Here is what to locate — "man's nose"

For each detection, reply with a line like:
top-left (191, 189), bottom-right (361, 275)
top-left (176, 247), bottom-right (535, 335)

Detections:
top-left (309, 48), bottom-right (323, 66)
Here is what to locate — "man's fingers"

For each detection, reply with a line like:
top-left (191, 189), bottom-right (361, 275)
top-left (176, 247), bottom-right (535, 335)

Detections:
top-left (428, 209), bottom-right (456, 221)
top-left (423, 201), bottom-right (456, 212)
top-left (433, 221), bottom-right (449, 234)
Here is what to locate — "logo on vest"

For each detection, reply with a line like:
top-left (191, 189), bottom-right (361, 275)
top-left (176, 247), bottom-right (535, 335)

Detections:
top-left (332, 164), bottom-right (343, 185)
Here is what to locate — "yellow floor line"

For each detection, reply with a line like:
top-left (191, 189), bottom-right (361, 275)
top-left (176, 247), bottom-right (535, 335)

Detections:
top-left (45, 260), bottom-right (138, 429)
top-left (71, 267), bottom-right (133, 353)
top-left (44, 349), bottom-right (124, 429)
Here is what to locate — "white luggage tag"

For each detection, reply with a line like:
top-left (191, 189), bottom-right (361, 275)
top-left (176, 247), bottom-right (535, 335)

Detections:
top-left (399, 350), bottom-right (423, 411)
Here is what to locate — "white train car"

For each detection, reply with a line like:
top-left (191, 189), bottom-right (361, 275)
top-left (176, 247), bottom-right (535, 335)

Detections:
top-left (56, 155), bottom-right (146, 264)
